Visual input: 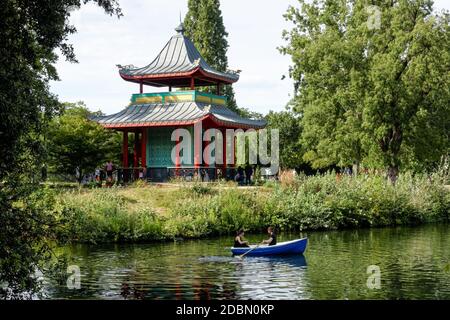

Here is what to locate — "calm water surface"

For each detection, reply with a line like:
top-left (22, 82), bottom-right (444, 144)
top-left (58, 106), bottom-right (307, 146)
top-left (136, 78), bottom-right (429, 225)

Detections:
top-left (43, 224), bottom-right (450, 299)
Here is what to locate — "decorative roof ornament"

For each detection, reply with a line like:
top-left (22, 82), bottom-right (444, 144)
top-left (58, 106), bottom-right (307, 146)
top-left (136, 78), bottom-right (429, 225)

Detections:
top-left (116, 64), bottom-right (136, 70)
top-left (175, 22), bottom-right (185, 35)
top-left (227, 69), bottom-right (242, 75)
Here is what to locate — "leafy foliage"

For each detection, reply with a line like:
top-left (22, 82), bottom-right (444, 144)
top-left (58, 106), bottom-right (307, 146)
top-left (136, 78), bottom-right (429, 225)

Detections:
top-left (266, 109), bottom-right (304, 169)
top-left (0, 0), bottom-right (121, 298)
top-left (56, 168), bottom-right (449, 242)
top-left (280, 0), bottom-right (450, 180)
top-left (46, 102), bottom-right (121, 182)
top-left (0, 186), bottom-right (59, 299)
top-left (56, 188), bottom-right (163, 243)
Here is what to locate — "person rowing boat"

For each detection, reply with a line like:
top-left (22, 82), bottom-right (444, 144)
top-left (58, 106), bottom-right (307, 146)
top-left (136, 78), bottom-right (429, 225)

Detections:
top-left (231, 227), bottom-right (307, 257)
top-left (261, 226), bottom-right (277, 246)
top-left (234, 229), bottom-right (250, 248)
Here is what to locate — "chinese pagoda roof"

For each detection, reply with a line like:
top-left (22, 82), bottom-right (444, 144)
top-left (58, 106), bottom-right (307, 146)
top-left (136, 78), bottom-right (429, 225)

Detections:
top-left (117, 24), bottom-right (240, 88)
top-left (92, 91), bottom-right (266, 129)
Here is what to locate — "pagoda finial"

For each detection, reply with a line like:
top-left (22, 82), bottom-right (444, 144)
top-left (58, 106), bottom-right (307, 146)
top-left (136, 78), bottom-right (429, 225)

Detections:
top-left (175, 22), bottom-right (185, 35)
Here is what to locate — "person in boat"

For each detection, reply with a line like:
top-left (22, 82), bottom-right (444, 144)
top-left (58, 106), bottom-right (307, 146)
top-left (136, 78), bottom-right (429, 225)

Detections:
top-left (261, 227), bottom-right (277, 246)
top-left (234, 229), bottom-right (250, 248)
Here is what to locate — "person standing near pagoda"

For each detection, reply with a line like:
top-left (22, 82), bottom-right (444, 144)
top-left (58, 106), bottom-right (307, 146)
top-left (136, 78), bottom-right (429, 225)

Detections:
top-left (105, 160), bottom-right (114, 179)
top-left (235, 166), bottom-right (245, 185)
top-left (245, 165), bottom-right (253, 185)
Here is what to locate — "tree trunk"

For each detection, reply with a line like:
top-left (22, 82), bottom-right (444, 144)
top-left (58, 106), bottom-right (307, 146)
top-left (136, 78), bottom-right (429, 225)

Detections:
top-left (352, 161), bottom-right (360, 177)
top-left (77, 168), bottom-right (83, 184)
top-left (379, 124), bottom-right (403, 184)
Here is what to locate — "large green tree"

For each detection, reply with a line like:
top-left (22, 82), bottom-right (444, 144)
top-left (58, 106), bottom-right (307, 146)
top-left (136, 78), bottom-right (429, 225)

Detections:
top-left (0, 0), bottom-right (121, 298)
top-left (281, 0), bottom-right (449, 180)
top-left (266, 109), bottom-right (304, 170)
top-left (184, 0), bottom-right (239, 113)
top-left (47, 102), bottom-right (121, 183)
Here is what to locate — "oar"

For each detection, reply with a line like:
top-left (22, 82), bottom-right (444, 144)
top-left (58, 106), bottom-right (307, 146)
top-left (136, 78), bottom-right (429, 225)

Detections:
top-left (237, 244), bottom-right (262, 259)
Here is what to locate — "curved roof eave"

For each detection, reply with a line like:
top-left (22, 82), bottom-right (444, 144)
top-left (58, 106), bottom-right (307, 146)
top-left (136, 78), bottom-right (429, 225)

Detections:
top-left (94, 112), bottom-right (265, 130)
top-left (117, 27), bottom-right (240, 85)
top-left (119, 67), bottom-right (239, 84)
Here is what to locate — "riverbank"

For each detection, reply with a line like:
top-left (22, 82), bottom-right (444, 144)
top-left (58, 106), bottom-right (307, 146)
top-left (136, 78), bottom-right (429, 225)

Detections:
top-left (47, 171), bottom-right (449, 243)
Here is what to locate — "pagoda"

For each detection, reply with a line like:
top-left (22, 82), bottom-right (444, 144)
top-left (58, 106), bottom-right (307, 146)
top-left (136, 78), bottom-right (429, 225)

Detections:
top-left (93, 23), bottom-right (266, 182)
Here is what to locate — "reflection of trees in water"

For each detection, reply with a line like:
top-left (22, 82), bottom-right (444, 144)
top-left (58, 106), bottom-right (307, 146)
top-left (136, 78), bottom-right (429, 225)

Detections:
top-left (104, 240), bottom-right (240, 300)
top-left (192, 257), bottom-right (237, 300)
top-left (120, 282), bottom-right (145, 300)
top-left (231, 256), bottom-right (308, 300)
top-left (380, 225), bottom-right (450, 299)
top-left (303, 225), bottom-right (450, 299)
top-left (44, 226), bottom-right (450, 299)
top-left (47, 242), bottom-right (310, 300)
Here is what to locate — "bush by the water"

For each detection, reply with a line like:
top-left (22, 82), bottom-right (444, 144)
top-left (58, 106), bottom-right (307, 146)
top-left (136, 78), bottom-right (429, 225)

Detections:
top-left (55, 189), bottom-right (164, 243)
top-left (54, 170), bottom-right (449, 243)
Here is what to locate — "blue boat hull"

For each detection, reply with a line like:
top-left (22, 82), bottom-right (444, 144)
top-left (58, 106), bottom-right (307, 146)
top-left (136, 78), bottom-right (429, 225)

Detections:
top-left (231, 238), bottom-right (308, 256)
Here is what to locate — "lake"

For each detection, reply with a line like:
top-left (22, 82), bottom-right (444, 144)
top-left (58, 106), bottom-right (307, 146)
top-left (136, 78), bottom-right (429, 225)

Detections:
top-left (42, 224), bottom-right (450, 299)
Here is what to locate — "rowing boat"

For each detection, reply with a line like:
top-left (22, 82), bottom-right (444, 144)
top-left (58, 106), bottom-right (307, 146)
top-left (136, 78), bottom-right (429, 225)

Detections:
top-left (231, 237), bottom-right (308, 256)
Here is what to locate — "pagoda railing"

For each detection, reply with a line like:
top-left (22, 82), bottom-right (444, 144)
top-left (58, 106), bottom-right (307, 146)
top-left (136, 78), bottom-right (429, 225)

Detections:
top-left (82, 167), bottom-right (240, 185)
top-left (111, 166), bottom-right (238, 183)
top-left (166, 166), bottom-right (237, 182)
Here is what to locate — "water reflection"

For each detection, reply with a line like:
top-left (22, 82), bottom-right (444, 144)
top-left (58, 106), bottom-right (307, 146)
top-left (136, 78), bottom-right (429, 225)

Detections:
top-left (42, 224), bottom-right (450, 300)
top-left (230, 255), bottom-right (309, 299)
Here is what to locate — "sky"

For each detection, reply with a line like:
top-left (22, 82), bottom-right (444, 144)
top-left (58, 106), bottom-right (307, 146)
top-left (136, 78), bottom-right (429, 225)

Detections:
top-left (50, 0), bottom-right (450, 116)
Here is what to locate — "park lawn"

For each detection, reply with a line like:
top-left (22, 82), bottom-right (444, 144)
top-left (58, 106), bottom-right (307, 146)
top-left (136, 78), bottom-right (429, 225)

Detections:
top-left (58, 182), bottom-right (271, 216)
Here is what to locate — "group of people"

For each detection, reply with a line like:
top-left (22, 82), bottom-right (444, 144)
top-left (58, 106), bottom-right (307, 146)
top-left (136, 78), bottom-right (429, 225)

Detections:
top-left (79, 160), bottom-right (116, 186)
top-left (234, 165), bottom-right (254, 186)
top-left (233, 227), bottom-right (277, 248)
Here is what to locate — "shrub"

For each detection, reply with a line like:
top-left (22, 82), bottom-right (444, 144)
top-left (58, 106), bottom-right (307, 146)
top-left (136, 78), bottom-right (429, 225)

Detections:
top-left (54, 169), bottom-right (449, 243)
top-left (55, 188), bottom-right (163, 243)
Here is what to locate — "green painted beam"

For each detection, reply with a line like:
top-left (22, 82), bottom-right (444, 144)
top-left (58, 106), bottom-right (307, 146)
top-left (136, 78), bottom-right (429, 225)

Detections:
top-left (131, 90), bottom-right (227, 106)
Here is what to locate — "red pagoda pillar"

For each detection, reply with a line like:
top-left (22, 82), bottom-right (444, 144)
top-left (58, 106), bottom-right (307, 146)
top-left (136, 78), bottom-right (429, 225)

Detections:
top-left (194, 122), bottom-right (202, 169)
top-left (122, 130), bottom-right (129, 168)
top-left (233, 134), bottom-right (237, 167)
top-left (133, 130), bottom-right (140, 168)
top-left (216, 83), bottom-right (221, 95)
top-left (222, 128), bottom-right (227, 176)
top-left (141, 128), bottom-right (147, 168)
top-left (133, 130), bottom-right (140, 179)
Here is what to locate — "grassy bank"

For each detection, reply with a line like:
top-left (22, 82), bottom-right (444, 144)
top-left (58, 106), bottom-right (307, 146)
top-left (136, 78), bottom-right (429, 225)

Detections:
top-left (49, 170), bottom-right (450, 243)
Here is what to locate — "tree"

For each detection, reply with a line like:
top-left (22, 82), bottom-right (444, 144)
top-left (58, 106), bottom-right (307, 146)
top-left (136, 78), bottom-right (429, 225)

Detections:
top-left (47, 102), bottom-right (121, 183)
top-left (184, 0), bottom-right (239, 113)
top-left (281, 0), bottom-right (449, 181)
top-left (0, 0), bottom-right (121, 298)
top-left (266, 109), bottom-right (304, 170)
